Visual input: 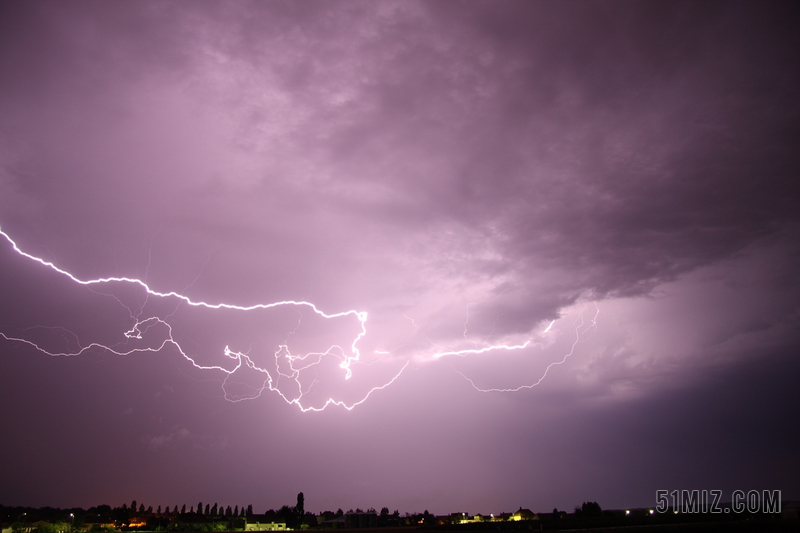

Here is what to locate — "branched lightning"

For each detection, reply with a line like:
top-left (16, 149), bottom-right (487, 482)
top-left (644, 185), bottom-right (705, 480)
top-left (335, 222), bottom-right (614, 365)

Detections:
top-left (1, 226), bottom-right (598, 410)
top-left (452, 303), bottom-right (600, 392)
top-left (0, 227), bottom-right (406, 411)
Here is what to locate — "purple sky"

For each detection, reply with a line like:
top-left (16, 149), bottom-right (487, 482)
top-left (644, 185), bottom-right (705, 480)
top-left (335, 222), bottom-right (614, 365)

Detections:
top-left (1, 0), bottom-right (799, 515)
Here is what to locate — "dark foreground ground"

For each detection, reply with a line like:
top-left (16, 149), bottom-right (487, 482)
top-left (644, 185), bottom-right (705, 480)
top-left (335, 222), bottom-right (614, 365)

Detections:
top-left (411, 514), bottom-right (798, 532)
top-left (424, 523), bottom-right (798, 532)
top-left (422, 518), bottom-right (798, 532)
top-left (418, 520), bottom-right (800, 533)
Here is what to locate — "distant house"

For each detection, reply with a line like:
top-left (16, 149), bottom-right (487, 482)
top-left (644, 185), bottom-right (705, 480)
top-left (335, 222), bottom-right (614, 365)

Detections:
top-left (343, 512), bottom-right (376, 529)
top-left (448, 513), bottom-right (469, 525)
top-left (315, 512), bottom-right (337, 524)
top-left (86, 522), bottom-right (117, 531)
top-left (244, 515), bottom-right (287, 531)
top-left (510, 509), bottom-right (538, 521)
top-left (316, 511), bottom-right (343, 527)
top-left (317, 515), bottom-right (345, 528)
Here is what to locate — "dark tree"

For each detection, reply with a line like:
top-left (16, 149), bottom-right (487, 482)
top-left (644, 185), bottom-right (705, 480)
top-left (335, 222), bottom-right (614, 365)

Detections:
top-left (233, 506), bottom-right (238, 517)
top-left (336, 509), bottom-right (343, 517)
top-left (246, 505), bottom-right (253, 517)
top-left (576, 502), bottom-right (601, 517)
top-left (204, 504), bottom-right (210, 516)
top-left (131, 502), bottom-right (137, 515)
top-left (157, 506), bottom-right (161, 515)
top-left (181, 505), bottom-right (186, 515)
top-left (226, 506), bottom-right (232, 517)
top-left (296, 493), bottom-right (304, 519)
top-left (277, 505), bottom-right (295, 528)
top-left (211, 504), bottom-right (217, 516)
top-left (197, 503), bottom-right (203, 517)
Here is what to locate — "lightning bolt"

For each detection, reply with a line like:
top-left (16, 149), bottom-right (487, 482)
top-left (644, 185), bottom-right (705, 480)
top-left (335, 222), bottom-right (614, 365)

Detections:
top-left (433, 340), bottom-right (531, 359)
top-left (0, 226), bottom-right (406, 411)
top-left (451, 303), bottom-right (600, 392)
top-left (1, 225), bottom-right (598, 410)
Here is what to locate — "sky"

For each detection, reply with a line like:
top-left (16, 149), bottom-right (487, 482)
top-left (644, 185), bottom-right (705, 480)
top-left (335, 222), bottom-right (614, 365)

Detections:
top-left (1, 0), bottom-right (799, 516)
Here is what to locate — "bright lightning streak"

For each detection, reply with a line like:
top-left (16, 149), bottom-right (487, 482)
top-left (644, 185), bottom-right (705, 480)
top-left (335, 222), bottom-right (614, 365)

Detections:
top-left (1, 226), bottom-right (600, 409)
top-left (0, 227), bottom-right (406, 411)
top-left (454, 303), bottom-right (600, 392)
top-left (433, 340), bottom-right (531, 359)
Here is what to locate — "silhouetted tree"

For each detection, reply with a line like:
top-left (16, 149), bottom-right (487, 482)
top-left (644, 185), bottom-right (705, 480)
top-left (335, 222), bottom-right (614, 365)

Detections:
top-left (226, 506), bottom-right (232, 517)
top-left (211, 504), bottom-right (217, 517)
top-left (296, 493), bottom-right (304, 520)
top-left (181, 505), bottom-right (186, 515)
top-left (336, 509), bottom-right (343, 517)
top-left (204, 504), bottom-right (210, 516)
top-left (246, 505), bottom-right (253, 518)
top-left (277, 505), bottom-right (295, 528)
top-left (378, 508), bottom-right (389, 526)
top-left (157, 506), bottom-right (161, 515)
top-left (575, 502), bottom-right (601, 517)
top-left (234, 506), bottom-right (238, 517)
top-left (131, 502), bottom-right (137, 515)
top-left (197, 503), bottom-right (203, 516)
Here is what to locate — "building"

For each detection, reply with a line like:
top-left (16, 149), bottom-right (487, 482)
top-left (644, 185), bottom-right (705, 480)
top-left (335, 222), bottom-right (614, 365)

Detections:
top-left (344, 512), bottom-right (376, 529)
top-left (510, 509), bottom-right (538, 521)
top-left (245, 516), bottom-right (287, 531)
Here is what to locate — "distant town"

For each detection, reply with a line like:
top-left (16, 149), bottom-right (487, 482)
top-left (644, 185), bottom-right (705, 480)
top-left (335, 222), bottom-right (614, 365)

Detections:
top-left (2, 494), bottom-right (796, 533)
